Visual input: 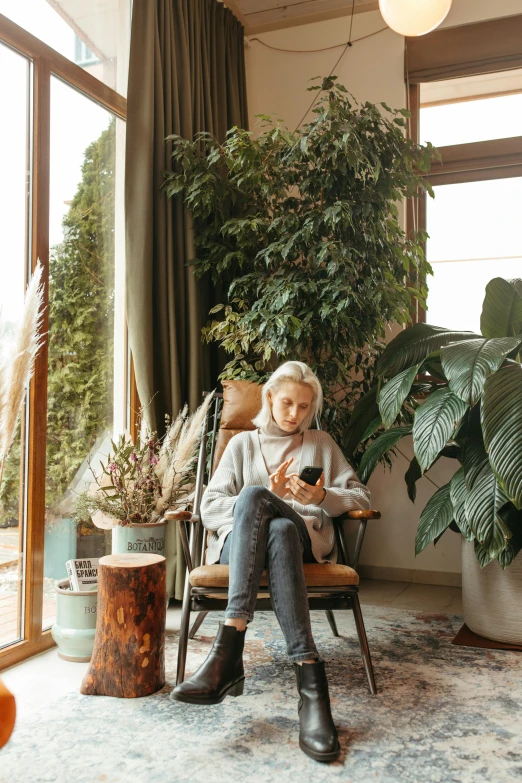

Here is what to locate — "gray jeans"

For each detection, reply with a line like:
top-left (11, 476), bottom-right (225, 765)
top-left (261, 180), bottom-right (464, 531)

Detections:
top-left (219, 485), bottom-right (319, 662)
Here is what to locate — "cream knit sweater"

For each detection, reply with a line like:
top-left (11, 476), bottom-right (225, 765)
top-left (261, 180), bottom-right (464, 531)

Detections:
top-left (200, 428), bottom-right (371, 565)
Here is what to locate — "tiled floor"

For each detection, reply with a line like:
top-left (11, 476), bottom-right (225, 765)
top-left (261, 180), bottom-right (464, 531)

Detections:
top-left (1, 579), bottom-right (463, 722)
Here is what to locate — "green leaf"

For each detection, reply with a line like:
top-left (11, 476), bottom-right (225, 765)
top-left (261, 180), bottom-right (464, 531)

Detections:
top-left (482, 364), bottom-right (522, 508)
top-left (404, 456), bottom-right (422, 502)
top-left (413, 388), bottom-right (468, 472)
top-left (415, 483), bottom-right (453, 555)
top-left (475, 540), bottom-right (495, 568)
top-left (480, 277), bottom-right (522, 338)
top-left (449, 467), bottom-right (473, 541)
top-left (344, 385), bottom-right (380, 457)
top-left (463, 435), bottom-right (489, 490)
top-left (358, 426), bottom-right (412, 484)
top-left (496, 504), bottom-right (522, 568)
top-left (378, 363), bottom-right (421, 429)
top-left (376, 323), bottom-right (479, 378)
top-left (465, 465), bottom-right (510, 556)
top-left (360, 415), bottom-right (383, 441)
top-left (441, 337), bottom-right (522, 405)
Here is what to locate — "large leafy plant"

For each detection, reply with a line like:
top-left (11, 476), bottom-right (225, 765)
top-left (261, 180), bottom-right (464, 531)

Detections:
top-left (163, 77), bottom-right (435, 458)
top-left (354, 277), bottom-right (522, 568)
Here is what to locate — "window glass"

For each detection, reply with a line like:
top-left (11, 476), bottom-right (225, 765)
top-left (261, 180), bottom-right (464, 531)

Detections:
top-left (0, 41), bottom-right (31, 648)
top-left (421, 93), bottom-right (522, 147)
top-left (425, 178), bottom-right (522, 333)
top-left (0, 0), bottom-right (131, 96)
top-left (43, 76), bottom-right (126, 629)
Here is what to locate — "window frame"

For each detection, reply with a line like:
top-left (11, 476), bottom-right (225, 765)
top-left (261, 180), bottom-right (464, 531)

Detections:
top-left (405, 15), bottom-right (522, 325)
top-left (0, 11), bottom-right (126, 670)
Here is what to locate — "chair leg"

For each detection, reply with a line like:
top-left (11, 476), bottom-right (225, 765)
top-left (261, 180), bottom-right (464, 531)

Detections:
top-left (351, 593), bottom-right (377, 696)
top-left (325, 609), bottom-right (339, 637)
top-left (189, 611), bottom-right (208, 639)
top-left (176, 586), bottom-right (192, 686)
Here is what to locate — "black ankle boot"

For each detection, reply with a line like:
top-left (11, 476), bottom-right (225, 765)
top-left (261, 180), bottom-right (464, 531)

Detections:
top-left (294, 661), bottom-right (340, 762)
top-left (172, 622), bottom-right (246, 705)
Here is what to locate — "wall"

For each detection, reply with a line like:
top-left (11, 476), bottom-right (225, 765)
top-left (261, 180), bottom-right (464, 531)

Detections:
top-left (244, 0), bottom-right (521, 583)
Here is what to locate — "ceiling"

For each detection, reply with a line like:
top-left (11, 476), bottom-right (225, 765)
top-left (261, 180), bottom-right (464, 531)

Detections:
top-left (222, 0), bottom-right (380, 36)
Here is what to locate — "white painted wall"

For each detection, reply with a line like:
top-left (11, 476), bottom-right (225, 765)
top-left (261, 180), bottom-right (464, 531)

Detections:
top-left (245, 0), bottom-right (522, 579)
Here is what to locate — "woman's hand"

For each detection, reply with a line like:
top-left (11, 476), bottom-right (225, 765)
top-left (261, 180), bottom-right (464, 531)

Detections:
top-left (286, 472), bottom-right (326, 506)
top-left (269, 458), bottom-right (294, 498)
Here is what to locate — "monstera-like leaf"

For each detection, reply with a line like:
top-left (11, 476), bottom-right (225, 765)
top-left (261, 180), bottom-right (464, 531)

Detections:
top-left (482, 363), bottom-right (522, 508)
top-left (378, 363), bottom-right (421, 429)
top-left (358, 426), bottom-right (412, 484)
top-left (441, 337), bottom-right (522, 406)
top-left (415, 482), bottom-right (453, 555)
top-left (376, 323), bottom-right (478, 378)
top-left (480, 277), bottom-right (522, 338)
top-left (413, 388), bottom-right (468, 473)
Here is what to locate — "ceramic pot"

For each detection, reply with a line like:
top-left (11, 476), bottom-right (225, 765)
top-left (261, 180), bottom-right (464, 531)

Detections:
top-left (462, 538), bottom-right (522, 644)
top-left (51, 579), bottom-right (98, 662)
top-left (111, 519), bottom-right (167, 556)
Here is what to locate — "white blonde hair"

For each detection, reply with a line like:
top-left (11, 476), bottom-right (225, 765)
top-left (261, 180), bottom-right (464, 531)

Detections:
top-left (252, 361), bottom-right (323, 432)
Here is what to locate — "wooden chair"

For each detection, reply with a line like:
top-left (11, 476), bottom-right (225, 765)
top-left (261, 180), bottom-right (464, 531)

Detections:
top-left (166, 380), bottom-right (382, 694)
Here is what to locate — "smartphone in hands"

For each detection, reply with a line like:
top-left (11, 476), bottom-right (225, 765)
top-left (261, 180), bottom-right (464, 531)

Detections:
top-left (299, 466), bottom-right (323, 486)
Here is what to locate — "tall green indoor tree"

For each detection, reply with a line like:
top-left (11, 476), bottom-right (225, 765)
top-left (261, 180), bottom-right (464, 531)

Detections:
top-left (163, 77), bottom-right (435, 459)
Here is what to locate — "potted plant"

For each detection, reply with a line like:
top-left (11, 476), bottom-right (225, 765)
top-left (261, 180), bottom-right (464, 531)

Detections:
top-left (74, 397), bottom-right (213, 555)
top-left (163, 77), bottom-right (435, 456)
top-left (51, 578), bottom-right (98, 662)
top-left (351, 277), bottom-right (522, 643)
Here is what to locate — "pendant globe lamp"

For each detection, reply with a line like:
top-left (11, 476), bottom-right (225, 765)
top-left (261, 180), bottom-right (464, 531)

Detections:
top-left (379, 0), bottom-right (452, 37)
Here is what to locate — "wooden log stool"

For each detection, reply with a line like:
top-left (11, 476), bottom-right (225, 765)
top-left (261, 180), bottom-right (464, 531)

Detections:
top-left (0, 679), bottom-right (16, 748)
top-left (81, 553), bottom-right (167, 698)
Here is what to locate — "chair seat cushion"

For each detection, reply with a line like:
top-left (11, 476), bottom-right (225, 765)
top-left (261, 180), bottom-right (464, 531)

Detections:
top-left (189, 563), bottom-right (359, 588)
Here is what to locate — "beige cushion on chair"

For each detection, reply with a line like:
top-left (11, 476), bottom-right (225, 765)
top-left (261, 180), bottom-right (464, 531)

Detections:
top-left (189, 563), bottom-right (359, 588)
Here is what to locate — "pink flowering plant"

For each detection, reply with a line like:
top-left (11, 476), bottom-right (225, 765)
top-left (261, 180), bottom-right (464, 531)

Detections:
top-left (75, 395), bottom-right (214, 527)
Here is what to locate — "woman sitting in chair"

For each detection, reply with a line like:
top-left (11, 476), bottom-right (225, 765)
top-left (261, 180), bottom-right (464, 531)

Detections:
top-left (173, 361), bottom-right (370, 762)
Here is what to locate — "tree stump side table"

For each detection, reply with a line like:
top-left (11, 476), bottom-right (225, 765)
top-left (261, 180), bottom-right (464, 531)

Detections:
top-left (80, 553), bottom-right (167, 698)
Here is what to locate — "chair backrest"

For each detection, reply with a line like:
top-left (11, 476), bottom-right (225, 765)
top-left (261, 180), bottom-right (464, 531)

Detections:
top-left (211, 380), bottom-right (263, 477)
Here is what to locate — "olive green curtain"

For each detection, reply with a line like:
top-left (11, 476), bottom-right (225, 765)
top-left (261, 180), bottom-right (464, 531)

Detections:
top-left (125, 0), bottom-right (248, 599)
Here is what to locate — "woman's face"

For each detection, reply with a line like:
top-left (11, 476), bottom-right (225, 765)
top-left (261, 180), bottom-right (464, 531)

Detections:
top-left (268, 382), bottom-right (314, 433)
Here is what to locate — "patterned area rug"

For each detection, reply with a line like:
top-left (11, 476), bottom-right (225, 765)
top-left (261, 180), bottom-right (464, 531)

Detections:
top-left (2, 607), bottom-right (522, 783)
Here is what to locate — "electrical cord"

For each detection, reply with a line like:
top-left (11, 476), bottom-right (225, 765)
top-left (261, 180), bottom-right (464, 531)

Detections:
top-left (248, 26), bottom-right (387, 55)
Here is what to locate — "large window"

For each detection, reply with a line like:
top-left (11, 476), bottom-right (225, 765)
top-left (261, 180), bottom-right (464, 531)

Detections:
top-left (419, 77), bottom-right (522, 331)
top-left (42, 78), bottom-right (127, 630)
top-left (0, 7), bottom-right (128, 667)
top-left (425, 177), bottom-right (522, 332)
top-left (0, 0), bottom-right (130, 95)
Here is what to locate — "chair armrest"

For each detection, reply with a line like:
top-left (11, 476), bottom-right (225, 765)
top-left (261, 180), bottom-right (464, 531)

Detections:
top-left (163, 510), bottom-right (201, 572)
top-left (339, 509), bottom-right (381, 521)
top-left (333, 509), bottom-right (381, 570)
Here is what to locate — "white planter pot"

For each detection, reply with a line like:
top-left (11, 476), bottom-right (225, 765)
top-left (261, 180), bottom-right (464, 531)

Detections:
top-left (462, 538), bottom-right (522, 644)
top-left (111, 519), bottom-right (167, 556)
top-left (51, 579), bottom-right (98, 662)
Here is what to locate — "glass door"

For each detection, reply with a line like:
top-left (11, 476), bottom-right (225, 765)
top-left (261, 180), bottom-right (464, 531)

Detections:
top-left (42, 76), bottom-right (126, 629)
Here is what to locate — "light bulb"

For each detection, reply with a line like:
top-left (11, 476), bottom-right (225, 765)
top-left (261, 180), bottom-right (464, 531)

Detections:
top-left (379, 0), bottom-right (452, 37)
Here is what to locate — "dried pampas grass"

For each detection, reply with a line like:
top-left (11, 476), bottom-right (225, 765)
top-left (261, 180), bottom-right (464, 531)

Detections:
top-left (154, 392), bottom-right (214, 517)
top-left (0, 261), bottom-right (45, 485)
